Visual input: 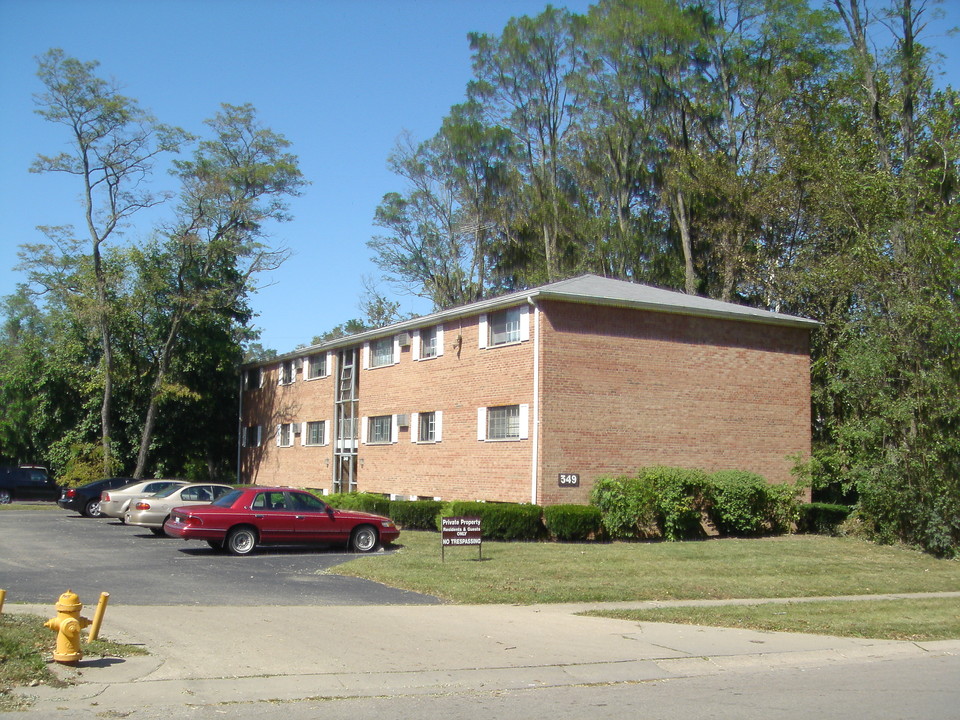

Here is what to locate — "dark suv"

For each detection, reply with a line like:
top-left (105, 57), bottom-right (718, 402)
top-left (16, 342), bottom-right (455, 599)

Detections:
top-left (58, 477), bottom-right (134, 517)
top-left (0, 466), bottom-right (60, 504)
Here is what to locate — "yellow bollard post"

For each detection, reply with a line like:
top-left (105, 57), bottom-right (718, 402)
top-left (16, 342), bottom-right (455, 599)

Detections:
top-left (87, 592), bottom-right (110, 642)
top-left (0, 588), bottom-right (6, 614)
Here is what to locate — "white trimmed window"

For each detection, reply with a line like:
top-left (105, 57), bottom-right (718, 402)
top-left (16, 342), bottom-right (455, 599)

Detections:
top-left (277, 423), bottom-right (293, 447)
top-left (278, 360), bottom-right (295, 385)
top-left (370, 337), bottom-right (395, 368)
top-left (477, 404), bottom-right (529, 441)
top-left (243, 368), bottom-right (263, 390)
top-left (305, 354), bottom-right (328, 380)
top-left (479, 306), bottom-right (529, 348)
top-left (411, 411), bottom-right (442, 443)
top-left (304, 420), bottom-right (328, 446)
top-left (242, 425), bottom-right (262, 447)
top-left (417, 326), bottom-right (442, 360)
top-left (367, 415), bottom-right (393, 444)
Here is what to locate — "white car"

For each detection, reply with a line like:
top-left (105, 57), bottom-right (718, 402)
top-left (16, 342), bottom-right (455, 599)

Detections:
top-left (125, 483), bottom-right (234, 535)
top-left (99, 479), bottom-right (188, 522)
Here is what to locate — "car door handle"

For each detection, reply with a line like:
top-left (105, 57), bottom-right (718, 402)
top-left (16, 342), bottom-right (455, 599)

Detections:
top-left (295, 515), bottom-right (305, 519)
top-left (254, 514), bottom-right (265, 518)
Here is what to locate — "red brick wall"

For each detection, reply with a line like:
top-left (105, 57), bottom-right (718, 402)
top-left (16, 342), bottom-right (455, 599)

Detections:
top-left (240, 300), bottom-right (813, 507)
top-left (535, 300), bottom-right (812, 506)
top-left (241, 314), bottom-right (536, 502)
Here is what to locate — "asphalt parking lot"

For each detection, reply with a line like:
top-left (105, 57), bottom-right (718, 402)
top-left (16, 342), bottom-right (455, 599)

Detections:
top-left (0, 507), bottom-right (439, 606)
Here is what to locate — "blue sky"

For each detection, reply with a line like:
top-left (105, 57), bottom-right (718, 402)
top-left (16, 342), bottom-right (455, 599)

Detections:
top-left (1, 0), bottom-right (957, 354)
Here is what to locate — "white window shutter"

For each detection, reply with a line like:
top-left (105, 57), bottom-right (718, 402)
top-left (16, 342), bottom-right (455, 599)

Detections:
top-left (258, 369), bottom-right (264, 388)
top-left (519, 305), bottom-right (530, 342)
top-left (391, 414), bottom-right (399, 442)
top-left (362, 342), bottom-right (370, 369)
top-left (477, 407), bottom-right (487, 441)
top-left (410, 412), bottom-right (419, 443)
top-left (241, 429), bottom-right (247, 447)
top-left (326, 351), bottom-right (334, 377)
top-left (323, 421), bottom-right (330, 446)
top-left (519, 404), bottom-right (530, 439)
top-left (360, 416), bottom-right (367, 445)
top-left (412, 330), bottom-right (421, 361)
top-left (435, 410), bottom-right (443, 442)
top-left (276, 425), bottom-right (282, 446)
top-left (478, 314), bottom-right (488, 349)
top-left (436, 326), bottom-right (444, 357)
top-left (256, 426), bottom-right (262, 447)
top-left (276, 364), bottom-right (283, 385)
top-left (300, 420), bottom-right (306, 446)
top-left (393, 336), bottom-right (401, 364)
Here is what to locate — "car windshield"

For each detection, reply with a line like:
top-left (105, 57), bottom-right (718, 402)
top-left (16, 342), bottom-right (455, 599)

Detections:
top-left (212, 490), bottom-right (243, 508)
top-left (153, 485), bottom-right (182, 499)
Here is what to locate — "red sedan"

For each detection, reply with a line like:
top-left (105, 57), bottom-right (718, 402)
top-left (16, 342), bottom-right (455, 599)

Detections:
top-left (164, 487), bottom-right (400, 556)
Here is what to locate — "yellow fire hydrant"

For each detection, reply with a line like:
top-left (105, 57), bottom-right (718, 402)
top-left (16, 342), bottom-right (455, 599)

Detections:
top-left (44, 590), bottom-right (91, 664)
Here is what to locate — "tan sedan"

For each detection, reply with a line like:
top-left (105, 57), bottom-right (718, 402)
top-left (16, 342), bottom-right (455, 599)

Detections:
top-left (125, 483), bottom-right (235, 535)
top-left (99, 479), bottom-right (188, 522)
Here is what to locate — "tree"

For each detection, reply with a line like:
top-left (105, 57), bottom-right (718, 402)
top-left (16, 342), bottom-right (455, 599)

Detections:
top-left (130, 103), bottom-right (305, 477)
top-left (30, 49), bottom-right (187, 474)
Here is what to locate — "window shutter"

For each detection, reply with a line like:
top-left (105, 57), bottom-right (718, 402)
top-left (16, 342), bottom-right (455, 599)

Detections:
top-left (241, 428), bottom-right (247, 447)
top-left (326, 351), bottom-right (334, 377)
top-left (323, 421), bottom-right (330, 446)
top-left (436, 326), bottom-right (444, 357)
top-left (393, 336), bottom-right (401, 364)
top-left (410, 412), bottom-right (419, 443)
top-left (362, 342), bottom-right (370, 370)
top-left (435, 410), bottom-right (443, 442)
top-left (519, 404), bottom-right (530, 440)
top-left (277, 364), bottom-right (283, 385)
top-left (256, 425), bottom-right (262, 447)
top-left (519, 305), bottom-right (530, 342)
top-left (258, 369), bottom-right (264, 388)
top-left (391, 414), bottom-right (399, 443)
top-left (300, 421), bottom-right (306, 446)
top-left (412, 330), bottom-right (421, 361)
top-left (478, 314), bottom-right (488, 349)
top-left (276, 425), bottom-right (282, 446)
top-left (477, 407), bottom-right (487, 441)
top-left (360, 416), bottom-right (367, 445)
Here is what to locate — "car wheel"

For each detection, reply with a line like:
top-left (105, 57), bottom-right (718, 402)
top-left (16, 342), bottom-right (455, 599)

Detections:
top-left (83, 499), bottom-right (102, 517)
top-left (226, 526), bottom-right (258, 556)
top-left (351, 525), bottom-right (379, 553)
top-left (206, 539), bottom-right (224, 552)
top-left (149, 527), bottom-right (166, 537)
top-left (0, 490), bottom-right (11, 505)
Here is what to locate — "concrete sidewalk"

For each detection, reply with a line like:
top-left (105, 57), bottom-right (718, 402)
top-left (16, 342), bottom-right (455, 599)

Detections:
top-left (6, 597), bottom-right (960, 715)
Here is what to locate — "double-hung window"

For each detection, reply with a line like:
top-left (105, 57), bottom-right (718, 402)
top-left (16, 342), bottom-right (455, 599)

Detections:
top-left (243, 425), bottom-right (262, 447)
top-left (487, 307), bottom-right (522, 347)
top-left (420, 327), bottom-right (438, 359)
top-left (305, 420), bottom-right (326, 446)
top-left (278, 360), bottom-right (295, 385)
top-left (368, 415), bottom-right (392, 444)
top-left (243, 368), bottom-right (262, 390)
top-left (306, 354), bottom-right (327, 380)
top-left (370, 338), bottom-right (394, 368)
top-left (477, 404), bottom-right (529, 441)
top-left (277, 423), bottom-right (293, 447)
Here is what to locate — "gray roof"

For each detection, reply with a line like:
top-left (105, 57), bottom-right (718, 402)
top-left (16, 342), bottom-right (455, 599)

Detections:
top-left (261, 274), bottom-right (819, 365)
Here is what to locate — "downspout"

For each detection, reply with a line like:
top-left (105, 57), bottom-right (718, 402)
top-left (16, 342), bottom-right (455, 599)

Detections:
top-left (236, 371), bottom-right (244, 485)
top-left (528, 296), bottom-right (540, 505)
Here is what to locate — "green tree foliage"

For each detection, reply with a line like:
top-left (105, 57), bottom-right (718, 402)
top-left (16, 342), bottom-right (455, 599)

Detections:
top-left (372, 0), bottom-right (958, 555)
top-left (3, 51), bottom-right (303, 482)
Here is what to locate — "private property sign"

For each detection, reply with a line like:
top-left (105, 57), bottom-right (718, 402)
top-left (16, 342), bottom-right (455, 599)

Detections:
top-left (441, 516), bottom-right (482, 561)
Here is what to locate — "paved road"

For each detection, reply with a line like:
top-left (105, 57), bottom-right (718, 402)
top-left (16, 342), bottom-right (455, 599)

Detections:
top-left (0, 507), bottom-right (439, 605)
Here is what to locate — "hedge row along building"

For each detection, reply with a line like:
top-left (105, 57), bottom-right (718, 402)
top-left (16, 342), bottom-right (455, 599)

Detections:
top-left (239, 275), bottom-right (818, 505)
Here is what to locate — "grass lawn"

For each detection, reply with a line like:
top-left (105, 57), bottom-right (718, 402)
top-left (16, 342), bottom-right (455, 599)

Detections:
top-left (333, 530), bottom-right (960, 605)
top-left (580, 598), bottom-right (960, 641)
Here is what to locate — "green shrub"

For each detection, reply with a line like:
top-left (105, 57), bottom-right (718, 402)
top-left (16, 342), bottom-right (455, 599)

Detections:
top-left (643, 466), bottom-right (711, 541)
top-left (798, 502), bottom-right (852, 535)
top-left (325, 492), bottom-right (391, 515)
top-left (543, 504), bottom-right (603, 541)
top-left (590, 475), bottom-right (658, 539)
top-left (707, 470), bottom-right (771, 536)
top-left (439, 501), bottom-right (544, 541)
top-left (389, 499), bottom-right (443, 530)
top-left (766, 481), bottom-right (805, 533)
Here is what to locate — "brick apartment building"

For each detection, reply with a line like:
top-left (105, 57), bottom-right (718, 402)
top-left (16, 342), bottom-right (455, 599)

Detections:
top-left (238, 275), bottom-right (818, 505)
